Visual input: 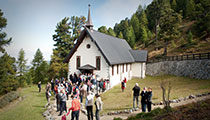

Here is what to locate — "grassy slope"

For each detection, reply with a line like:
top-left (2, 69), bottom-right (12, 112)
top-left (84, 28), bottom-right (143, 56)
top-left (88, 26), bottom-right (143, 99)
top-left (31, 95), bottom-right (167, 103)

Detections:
top-left (0, 85), bottom-right (46, 120)
top-left (101, 75), bottom-right (210, 113)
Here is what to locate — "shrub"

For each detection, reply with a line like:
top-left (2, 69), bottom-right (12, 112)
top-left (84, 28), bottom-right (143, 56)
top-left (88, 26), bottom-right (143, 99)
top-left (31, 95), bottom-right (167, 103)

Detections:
top-left (0, 91), bottom-right (20, 108)
top-left (113, 117), bottom-right (123, 120)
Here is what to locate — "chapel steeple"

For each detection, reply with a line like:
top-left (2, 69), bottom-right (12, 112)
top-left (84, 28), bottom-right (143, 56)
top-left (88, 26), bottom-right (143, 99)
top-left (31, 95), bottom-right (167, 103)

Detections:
top-left (86, 4), bottom-right (93, 29)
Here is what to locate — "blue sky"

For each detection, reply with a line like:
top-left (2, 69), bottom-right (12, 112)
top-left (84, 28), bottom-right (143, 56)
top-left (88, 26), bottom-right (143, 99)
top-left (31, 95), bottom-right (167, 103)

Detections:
top-left (0, 0), bottom-right (153, 64)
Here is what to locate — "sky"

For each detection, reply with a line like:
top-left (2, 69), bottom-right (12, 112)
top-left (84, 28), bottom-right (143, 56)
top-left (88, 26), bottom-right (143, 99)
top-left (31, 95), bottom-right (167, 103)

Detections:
top-left (0, 0), bottom-right (153, 64)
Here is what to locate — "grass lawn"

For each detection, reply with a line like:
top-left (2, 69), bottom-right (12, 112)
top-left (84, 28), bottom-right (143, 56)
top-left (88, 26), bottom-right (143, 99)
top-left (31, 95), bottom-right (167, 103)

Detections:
top-left (101, 75), bottom-right (210, 113)
top-left (0, 85), bottom-right (46, 120)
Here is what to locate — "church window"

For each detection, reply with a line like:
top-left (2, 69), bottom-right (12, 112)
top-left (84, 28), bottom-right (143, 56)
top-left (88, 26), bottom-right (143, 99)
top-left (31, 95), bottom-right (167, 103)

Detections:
top-left (96, 56), bottom-right (101, 70)
top-left (112, 65), bottom-right (114, 76)
top-left (76, 56), bottom-right (81, 69)
top-left (86, 44), bottom-right (91, 49)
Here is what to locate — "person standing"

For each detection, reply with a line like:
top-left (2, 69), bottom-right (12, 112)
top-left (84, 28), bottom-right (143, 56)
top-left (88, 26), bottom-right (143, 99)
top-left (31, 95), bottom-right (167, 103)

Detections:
top-left (95, 94), bottom-right (103, 120)
top-left (132, 83), bottom-right (140, 110)
top-left (85, 91), bottom-right (94, 120)
top-left (38, 81), bottom-right (41, 92)
top-left (45, 82), bottom-right (51, 108)
top-left (68, 95), bottom-right (80, 120)
top-left (140, 87), bottom-right (147, 112)
top-left (121, 80), bottom-right (125, 92)
top-left (147, 88), bottom-right (153, 112)
top-left (59, 89), bottom-right (67, 116)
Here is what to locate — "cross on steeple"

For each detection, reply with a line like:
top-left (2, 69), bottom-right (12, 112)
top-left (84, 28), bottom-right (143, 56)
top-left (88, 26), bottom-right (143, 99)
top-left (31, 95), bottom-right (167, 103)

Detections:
top-left (86, 4), bottom-right (93, 29)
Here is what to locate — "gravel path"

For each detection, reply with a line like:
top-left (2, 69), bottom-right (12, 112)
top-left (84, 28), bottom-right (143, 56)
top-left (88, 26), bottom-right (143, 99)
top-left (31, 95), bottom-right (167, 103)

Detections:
top-left (49, 94), bottom-right (210, 120)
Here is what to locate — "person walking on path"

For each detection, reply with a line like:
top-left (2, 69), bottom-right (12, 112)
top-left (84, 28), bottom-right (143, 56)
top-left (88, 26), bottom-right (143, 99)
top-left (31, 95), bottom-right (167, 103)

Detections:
top-left (140, 87), bottom-right (147, 112)
top-left (68, 95), bottom-right (80, 120)
top-left (95, 94), bottom-right (103, 120)
top-left (85, 91), bottom-right (94, 120)
top-left (147, 87), bottom-right (153, 112)
top-left (38, 81), bottom-right (41, 92)
top-left (132, 83), bottom-right (140, 110)
top-left (45, 82), bottom-right (51, 108)
top-left (59, 89), bottom-right (67, 116)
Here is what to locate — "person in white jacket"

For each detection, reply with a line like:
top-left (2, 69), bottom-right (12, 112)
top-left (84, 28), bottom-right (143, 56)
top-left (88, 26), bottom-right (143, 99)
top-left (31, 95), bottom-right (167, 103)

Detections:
top-left (85, 91), bottom-right (95, 120)
top-left (95, 94), bottom-right (103, 120)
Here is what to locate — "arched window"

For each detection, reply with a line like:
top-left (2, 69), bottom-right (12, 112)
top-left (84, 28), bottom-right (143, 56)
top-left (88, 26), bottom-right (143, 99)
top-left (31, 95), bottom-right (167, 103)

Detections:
top-left (76, 56), bottom-right (81, 69)
top-left (96, 56), bottom-right (101, 70)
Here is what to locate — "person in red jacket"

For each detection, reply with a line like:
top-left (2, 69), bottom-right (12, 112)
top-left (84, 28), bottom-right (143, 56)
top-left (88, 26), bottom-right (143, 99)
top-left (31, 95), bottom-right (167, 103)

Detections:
top-left (68, 94), bottom-right (80, 120)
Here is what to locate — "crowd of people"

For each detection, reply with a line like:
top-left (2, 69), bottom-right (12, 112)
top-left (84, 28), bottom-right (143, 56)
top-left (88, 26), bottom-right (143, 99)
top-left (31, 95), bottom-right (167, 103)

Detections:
top-left (42, 73), bottom-right (105, 120)
top-left (38, 73), bottom-right (153, 120)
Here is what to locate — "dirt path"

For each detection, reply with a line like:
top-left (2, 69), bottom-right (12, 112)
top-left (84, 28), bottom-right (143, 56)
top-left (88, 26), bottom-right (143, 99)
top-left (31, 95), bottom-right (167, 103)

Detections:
top-left (49, 94), bottom-right (210, 120)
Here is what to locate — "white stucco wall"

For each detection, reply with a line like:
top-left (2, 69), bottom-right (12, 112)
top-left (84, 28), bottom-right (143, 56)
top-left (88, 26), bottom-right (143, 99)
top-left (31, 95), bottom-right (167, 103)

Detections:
top-left (132, 63), bottom-right (146, 78)
top-left (109, 64), bottom-right (132, 87)
top-left (68, 36), bottom-right (109, 79)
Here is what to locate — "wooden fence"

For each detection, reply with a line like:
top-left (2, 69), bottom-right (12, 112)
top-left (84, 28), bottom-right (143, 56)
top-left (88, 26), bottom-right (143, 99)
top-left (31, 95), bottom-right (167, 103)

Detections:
top-left (148, 52), bottom-right (210, 63)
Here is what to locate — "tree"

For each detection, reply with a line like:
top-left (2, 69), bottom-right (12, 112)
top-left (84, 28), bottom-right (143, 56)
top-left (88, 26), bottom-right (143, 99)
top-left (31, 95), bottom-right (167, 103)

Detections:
top-left (159, 0), bottom-right (182, 56)
top-left (140, 24), bottom-right (148, 47)
top-left (117, 32), bottom-right (124, 39)
top-left (187, 31), bottom-right (193, 44)
top-left (194, 0), bottom-right (210, 38)
top-left (170, 0), bottom-right (177, 11)
top-left (124, 26), bottom-right (136, 48)
top-left (98, 26), bottom-right (108, 34)
top-left (31, 49), bottom-right (48, 84)
top-left (16, 48), bottom-right (27, 87)
top-left (185, 0), bottom-right (195, 19)
top-left (139, 10), bottom-right (148, 28)
top-left (0, 53), bottom-right (18, 94)
top-left (107, 27), bottom-right (116, 37)
top-left (0, 9), bottom-right (12, 53)
top-left (50, 16), bottom-right (86, 79)
top-left (160, 79), bottom-right (172, 112)
top-left (130, 14), bottom-right (140, 42)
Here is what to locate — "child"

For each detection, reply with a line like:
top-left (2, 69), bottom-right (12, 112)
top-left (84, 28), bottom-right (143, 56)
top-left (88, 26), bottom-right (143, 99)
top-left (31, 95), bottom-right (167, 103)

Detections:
top-left (61, 111), bottom-right (66, 120)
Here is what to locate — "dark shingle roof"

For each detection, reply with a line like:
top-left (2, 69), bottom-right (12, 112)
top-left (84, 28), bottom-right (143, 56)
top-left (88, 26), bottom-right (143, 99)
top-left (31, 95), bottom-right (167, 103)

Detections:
top-left (86, 28), bottom-right (135, 65)
top-left (64, 27), bottom-right (148, 65)
top-left (129, 50), bottom-right (148, 62)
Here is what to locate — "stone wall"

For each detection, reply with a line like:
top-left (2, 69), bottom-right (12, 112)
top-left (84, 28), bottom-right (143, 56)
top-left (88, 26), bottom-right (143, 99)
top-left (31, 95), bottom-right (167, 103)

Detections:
top-left (146, 60), bottom-right (210, 79)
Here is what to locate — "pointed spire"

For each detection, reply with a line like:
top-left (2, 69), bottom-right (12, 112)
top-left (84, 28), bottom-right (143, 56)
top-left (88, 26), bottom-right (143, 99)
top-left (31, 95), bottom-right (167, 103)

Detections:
top-left (86, 4), bottom-right (93, 29)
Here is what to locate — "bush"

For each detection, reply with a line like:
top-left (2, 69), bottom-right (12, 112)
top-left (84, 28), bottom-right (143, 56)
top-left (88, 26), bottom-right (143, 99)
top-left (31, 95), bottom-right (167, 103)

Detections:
top-left (0, 91), bottom-right (20, 108)
top-left (113, 117), bottom-right (123, 120)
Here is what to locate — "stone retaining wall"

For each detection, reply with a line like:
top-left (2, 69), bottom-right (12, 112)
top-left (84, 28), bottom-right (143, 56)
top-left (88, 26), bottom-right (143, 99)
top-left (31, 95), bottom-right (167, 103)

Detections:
top-left (146, 60), bottom-right (210, 79)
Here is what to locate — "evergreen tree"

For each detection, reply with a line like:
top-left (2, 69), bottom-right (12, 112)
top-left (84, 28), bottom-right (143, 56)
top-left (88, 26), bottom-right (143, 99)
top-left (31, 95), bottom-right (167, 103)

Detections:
top-left (98, 26), bottom-right (108, 34)
top-left (139, 10), bottom-right (148, 28)
top-left (170, 0), bottom-right (177, 11)
top-left (0, 9), bottom-right (12, 53)
top-left (159, 0), bottom-right (182, 56)
top-left (140, 24), bottom-right (148, 47)
top-left (107, 27), bottom-right (116, 37)
top-left (124, 26), bottom-right (136, 48)
top-left (185, 0), bottom-right (195, 19)
top-left (16, 48), bottom-right (27, 87)
top-left (0, 53), bottom-right (17, 94)
top-left (31, 49), bottom-right (48, 84)
top-left (130, 14), bottom-right (140, 41)
top-left (187, 31), bottom-right (193, 44)
top-left (117, 32), bottom-right (124, 39)
top-left (194, 0), bottom-right (210, 38)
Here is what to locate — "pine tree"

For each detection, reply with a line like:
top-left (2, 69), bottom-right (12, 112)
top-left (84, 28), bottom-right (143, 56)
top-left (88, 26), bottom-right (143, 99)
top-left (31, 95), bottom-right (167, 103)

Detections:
top-left (140, 24), bottom-right (148, 47)
top-left (31, 49), bottom-right (48, 84)
top-left (159, 0), bottom-right (182, 56)
top-left (139, 10), bottom-right (148, 28)
top-left (0, 9), bottom-right (12, 53)
top-left (107, 27), bottom-right (116, 37)
top-left (185, 0), bottom-right (195, 19)
top-left (170, 0), bottom-right (177, 11)
top-left (117, 32), bottom-right (124, 39)
top-left (98, 26), bottom-right (108, 34)
top-left (130, 14), bottom-right (140, 42)
top-left (124, 26), bottom-right (136, 48)
top-left (0, 53), bottom-right (17, 94)
top-left (16, 48), bottom-right (27, 87)
top-left (187, 31), bottom-right (193, 44)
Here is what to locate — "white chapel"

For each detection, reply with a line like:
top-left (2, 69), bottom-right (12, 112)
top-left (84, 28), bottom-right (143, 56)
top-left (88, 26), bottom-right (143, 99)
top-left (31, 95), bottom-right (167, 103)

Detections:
top-left (64, 5), bottom-right (148, 88)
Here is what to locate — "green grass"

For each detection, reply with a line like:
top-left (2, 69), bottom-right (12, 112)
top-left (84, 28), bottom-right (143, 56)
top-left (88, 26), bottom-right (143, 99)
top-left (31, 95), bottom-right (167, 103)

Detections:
top-left (0, 85), bottom-right (46, 120)
top-left (101, 75), bottom-right (210, 113)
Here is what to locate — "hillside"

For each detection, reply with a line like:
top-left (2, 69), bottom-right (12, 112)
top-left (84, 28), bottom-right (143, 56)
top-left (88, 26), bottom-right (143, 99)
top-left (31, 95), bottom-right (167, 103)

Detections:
top-left (138, 21), bottom-right (210, 59)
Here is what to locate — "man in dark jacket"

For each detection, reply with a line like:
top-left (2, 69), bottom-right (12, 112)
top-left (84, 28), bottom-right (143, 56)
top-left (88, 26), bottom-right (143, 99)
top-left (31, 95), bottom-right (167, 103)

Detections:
top-left (140, 87), bottom-right (147, 112)
top-left (132, 83), bottom-right (140, 109)
top-left (147, 88), bottom-right (152, 112)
